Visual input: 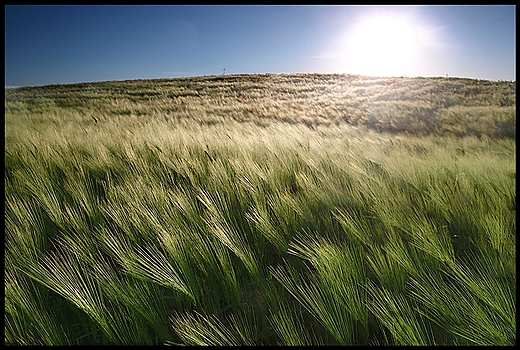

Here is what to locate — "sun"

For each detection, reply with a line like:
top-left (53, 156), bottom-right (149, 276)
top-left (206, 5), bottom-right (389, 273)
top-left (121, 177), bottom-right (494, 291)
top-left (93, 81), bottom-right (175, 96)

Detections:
top-left (345, 14), bottom-right (416, 77)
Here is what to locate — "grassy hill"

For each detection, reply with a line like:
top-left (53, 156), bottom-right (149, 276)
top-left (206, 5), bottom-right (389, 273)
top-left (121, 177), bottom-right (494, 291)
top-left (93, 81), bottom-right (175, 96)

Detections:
top-left (5, 74), bottom-right (516, 345)
top-left (5, 73), bottom-right (516, 138)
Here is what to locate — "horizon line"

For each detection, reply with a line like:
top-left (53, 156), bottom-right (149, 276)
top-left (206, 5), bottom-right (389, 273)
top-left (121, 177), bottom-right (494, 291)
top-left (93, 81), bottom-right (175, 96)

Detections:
top-left (5, 72), bottom-right (515, 89)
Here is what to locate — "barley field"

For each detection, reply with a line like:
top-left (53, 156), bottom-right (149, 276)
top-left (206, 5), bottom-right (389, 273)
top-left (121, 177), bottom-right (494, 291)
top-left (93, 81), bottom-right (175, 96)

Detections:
top-left (5, 73), bottom-right (516, 345)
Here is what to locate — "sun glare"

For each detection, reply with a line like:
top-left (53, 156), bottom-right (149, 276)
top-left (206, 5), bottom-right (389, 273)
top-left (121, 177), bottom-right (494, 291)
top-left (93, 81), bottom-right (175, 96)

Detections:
top-left (345, 14), bottom-right (417, 77)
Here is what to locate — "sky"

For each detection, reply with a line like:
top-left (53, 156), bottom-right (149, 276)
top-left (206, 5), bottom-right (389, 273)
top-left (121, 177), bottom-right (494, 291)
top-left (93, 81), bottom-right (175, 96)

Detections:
top-left (4, 5), bottom-right (516, 87)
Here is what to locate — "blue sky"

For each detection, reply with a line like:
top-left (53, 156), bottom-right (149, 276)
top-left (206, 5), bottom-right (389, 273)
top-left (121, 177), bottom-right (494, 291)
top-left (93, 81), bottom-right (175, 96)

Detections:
top-left (4, 5), bottom-right (516, 87)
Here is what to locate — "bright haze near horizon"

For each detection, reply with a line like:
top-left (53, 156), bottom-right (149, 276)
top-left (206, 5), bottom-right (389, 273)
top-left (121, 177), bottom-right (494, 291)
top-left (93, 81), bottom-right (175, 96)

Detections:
top-left (4, 5), bottom-right (516, 88)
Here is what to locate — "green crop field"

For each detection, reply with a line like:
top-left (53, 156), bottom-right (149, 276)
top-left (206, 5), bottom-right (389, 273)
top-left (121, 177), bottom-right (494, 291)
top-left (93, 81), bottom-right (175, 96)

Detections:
top-left (5, 73), bottom-right (516, 345)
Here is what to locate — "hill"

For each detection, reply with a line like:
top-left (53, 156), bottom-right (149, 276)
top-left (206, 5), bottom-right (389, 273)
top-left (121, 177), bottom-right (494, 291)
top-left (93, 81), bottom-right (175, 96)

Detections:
top-left (5, 73), bottom-right (516, 138)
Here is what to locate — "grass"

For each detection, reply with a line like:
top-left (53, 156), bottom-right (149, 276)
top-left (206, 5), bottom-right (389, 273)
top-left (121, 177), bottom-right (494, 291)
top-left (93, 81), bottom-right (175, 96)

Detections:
top-left (4, 73), bottom-right (516, 345)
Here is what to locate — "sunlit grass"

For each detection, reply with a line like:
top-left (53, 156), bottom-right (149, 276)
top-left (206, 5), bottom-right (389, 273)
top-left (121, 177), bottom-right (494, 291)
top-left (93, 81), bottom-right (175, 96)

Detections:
top-left (5, 74), bottom-right (515, 345)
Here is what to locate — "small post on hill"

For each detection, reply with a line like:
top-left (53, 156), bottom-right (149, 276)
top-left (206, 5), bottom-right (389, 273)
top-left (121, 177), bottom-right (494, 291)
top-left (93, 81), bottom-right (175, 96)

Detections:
top-left (222, 68), bottom-right (226, 76)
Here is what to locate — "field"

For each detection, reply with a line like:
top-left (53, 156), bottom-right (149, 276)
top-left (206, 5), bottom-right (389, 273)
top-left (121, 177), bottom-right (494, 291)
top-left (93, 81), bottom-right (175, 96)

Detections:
top-left (4, 73), bottom-right (516, 345)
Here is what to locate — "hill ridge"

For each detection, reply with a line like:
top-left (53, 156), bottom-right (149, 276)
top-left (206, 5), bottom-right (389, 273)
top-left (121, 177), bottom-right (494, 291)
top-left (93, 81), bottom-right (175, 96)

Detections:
top-left (5, 73), bottom-right (516, 138)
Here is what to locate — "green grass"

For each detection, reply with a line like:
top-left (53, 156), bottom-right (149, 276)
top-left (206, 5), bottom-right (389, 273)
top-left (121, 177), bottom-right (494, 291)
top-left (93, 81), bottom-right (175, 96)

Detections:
top-left (5, 74), bottom-right (516, 345)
